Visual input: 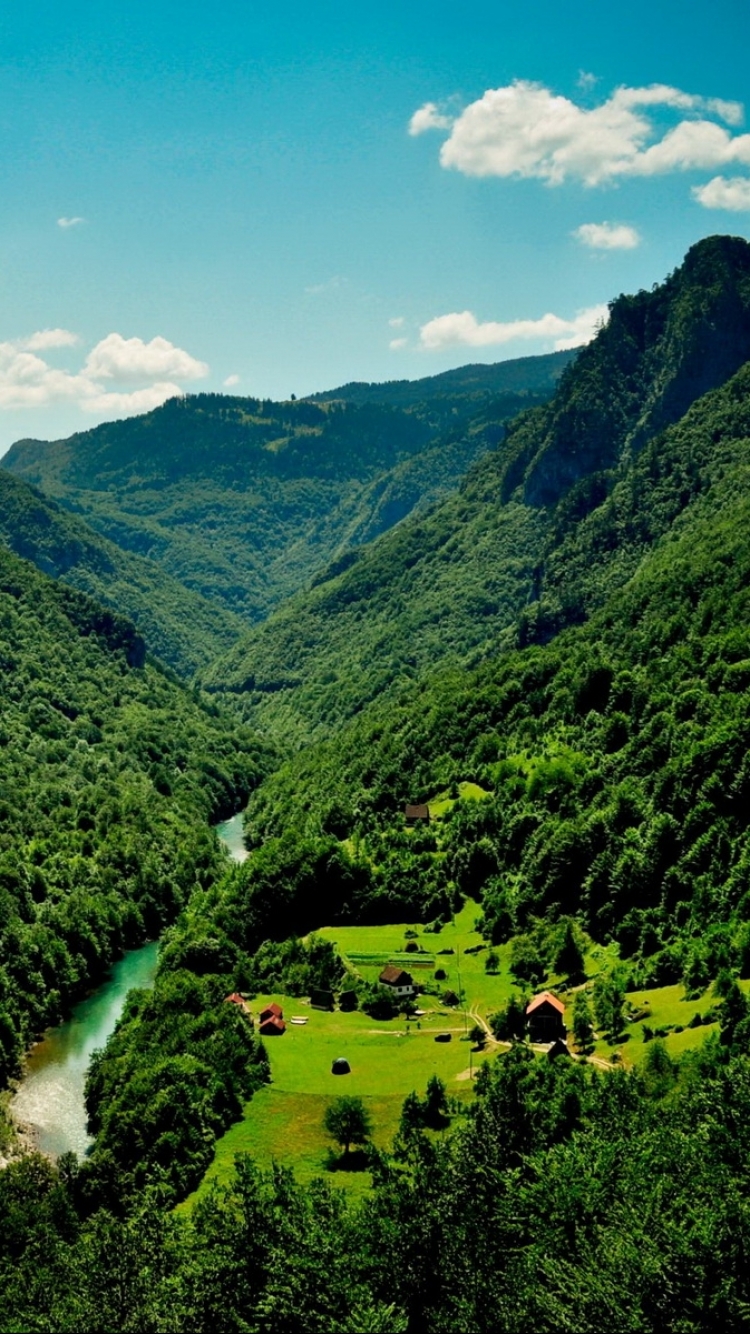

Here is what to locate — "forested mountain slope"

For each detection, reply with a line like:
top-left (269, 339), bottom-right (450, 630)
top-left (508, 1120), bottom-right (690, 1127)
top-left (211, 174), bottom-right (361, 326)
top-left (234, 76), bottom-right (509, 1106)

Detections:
top-left (310, 348), bottom-right (574, 413)
top-left (201, 451), bottom-right (547, 743)
top-left (501, 233), bottom-right (750, 508)
top-left (203, 236), bottom-right (750, 744)
top-left (239, 355), bottom-right (750, 987)
top-left (82, 345), bottom-right (750, 1207)
top-left (2, 361), bottom-right (559, 626)
top-left (0, 473), bottom-right (244, 676)
top-left (0, 545), bottom-right (271, 1084)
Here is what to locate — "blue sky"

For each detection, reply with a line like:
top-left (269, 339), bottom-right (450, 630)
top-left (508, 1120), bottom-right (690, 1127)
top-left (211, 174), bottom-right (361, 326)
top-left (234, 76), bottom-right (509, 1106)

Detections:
top-left (1, 0), bottom-right (749, 451)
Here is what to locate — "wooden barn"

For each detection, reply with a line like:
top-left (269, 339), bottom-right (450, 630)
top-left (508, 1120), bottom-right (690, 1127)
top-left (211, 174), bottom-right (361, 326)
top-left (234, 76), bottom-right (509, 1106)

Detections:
top-left (405, 803), bottom-right (430, 825)
top-left (259, 1002), bottom-right (283, 1024)
top-left (310, 987), bottom-right (335, 1010)
top-left (526, 991), bottom-right (566, 1043)
top-left (259, 1014), bottom-right (286, 1036)
top-left (379, 964), bottom-right (415, 998)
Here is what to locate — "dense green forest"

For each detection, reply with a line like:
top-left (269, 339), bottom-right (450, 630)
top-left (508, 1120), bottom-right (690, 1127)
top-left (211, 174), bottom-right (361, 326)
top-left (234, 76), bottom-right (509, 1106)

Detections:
top-left (310, 348), bottom-right (574, 410)
top-left (70, 237), bottom-right (750, 1221)
top-left (4, 237), bottom-right (750, 1331)
top-left (2, 359), bottom-right (562, 630)
top-left (0, 544), bottom-right (271, 1084)
top-left (5, 1036), bottom-right (750, 1331)
top-left (0, 473), bottom-right (244, 676)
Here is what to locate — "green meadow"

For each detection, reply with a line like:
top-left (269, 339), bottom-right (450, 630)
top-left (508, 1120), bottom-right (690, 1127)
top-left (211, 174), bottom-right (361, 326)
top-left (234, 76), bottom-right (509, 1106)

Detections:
top-left (185, 902), bottom-right (734, 1207)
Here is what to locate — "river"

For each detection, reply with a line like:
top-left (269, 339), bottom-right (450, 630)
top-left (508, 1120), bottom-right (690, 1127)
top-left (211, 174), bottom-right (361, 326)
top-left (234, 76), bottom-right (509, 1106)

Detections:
top-left (11, 812), bottom-right (247, 1158)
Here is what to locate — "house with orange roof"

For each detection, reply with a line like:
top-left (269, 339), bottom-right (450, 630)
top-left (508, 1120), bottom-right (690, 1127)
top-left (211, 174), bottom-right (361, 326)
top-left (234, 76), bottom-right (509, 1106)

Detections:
top-left (526, 991), bottom-right (566, 1043)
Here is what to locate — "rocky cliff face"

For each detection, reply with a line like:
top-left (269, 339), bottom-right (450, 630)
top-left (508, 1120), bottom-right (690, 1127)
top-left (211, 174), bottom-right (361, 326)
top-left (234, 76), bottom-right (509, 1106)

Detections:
top-left (501, 235), bottom-right (750, 510)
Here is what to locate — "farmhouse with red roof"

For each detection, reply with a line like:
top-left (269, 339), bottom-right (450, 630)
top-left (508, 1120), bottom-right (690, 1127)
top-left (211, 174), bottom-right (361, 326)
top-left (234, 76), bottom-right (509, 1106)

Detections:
top-left (525, 991), bottom-right (566, 1043)
top-left (258, 1002), bottom-right (286, 1035)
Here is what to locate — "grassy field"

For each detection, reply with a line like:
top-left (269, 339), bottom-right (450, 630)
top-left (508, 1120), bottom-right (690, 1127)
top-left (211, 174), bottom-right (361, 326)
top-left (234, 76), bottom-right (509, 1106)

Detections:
top-left (318, 900), bottom-right (517, 1014)
top-left (183, 902), bottom-right (733, 1207)
top-left (184, 903), bottom-right (503, 1208)
top-left (427, 780), bottom-right (490, 819)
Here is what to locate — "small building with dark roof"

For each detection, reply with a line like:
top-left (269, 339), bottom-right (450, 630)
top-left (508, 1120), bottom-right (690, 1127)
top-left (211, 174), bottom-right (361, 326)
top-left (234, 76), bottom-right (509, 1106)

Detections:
top-left (310, 986), bottom-right (335, 1011)
top-left (405, 803), bottom-right (430, 825)
top-left (526, 991), bottom-right (566, 1043)
top-left (379, 965), bottom-right (415, 998)
top-left (259, 1015), bottom-right (286, 1036)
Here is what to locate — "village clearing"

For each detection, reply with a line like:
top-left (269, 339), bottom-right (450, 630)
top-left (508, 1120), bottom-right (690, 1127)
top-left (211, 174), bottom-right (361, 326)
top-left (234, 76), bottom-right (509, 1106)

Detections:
top-left (183, 901), bottom-right (728, 1207)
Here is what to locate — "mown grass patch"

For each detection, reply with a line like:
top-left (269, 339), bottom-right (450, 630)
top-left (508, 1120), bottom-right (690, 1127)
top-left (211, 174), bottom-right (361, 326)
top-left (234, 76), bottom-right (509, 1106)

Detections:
top-left (319, 901), bottom-right (518, 1016)
top-left (248, 991), bottom-right (493, 1096)
top-left (427, 781), bottom-right (491, 819)
top-left (589, 981), bottom-right (720, 1066)
top-left (181, 1089), bottom-right (407, 1208)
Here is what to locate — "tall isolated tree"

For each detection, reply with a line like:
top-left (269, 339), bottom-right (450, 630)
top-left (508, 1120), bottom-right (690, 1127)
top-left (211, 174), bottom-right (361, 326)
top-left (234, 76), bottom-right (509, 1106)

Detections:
top-left (593, 972), bottom-right (625, 1039)
top-left (555, 919), bottom-right (585, 979)
top-left (572, 991), bottom-right (593, 1052)
top-left (323, 1096), bottom-right (372, 1157)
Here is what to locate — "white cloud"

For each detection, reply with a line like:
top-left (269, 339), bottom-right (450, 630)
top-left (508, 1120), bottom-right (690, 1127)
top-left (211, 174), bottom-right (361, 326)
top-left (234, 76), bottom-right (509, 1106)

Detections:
top-left (223, 373), bottom-right (240, 387)
top-left (21, 328), bottom-right (80, 350)
top-left (0, 346), bottom-right (92, 410)
top-left (0, 329), bottom-right (208, 417)
top-left (419, 303), bottom-right (609, 353)
top-left (577, 71), bottom-right (599, 92)
top-left (692, 174), bottom-right (750, 211)
top-left (408, 102), bottom-right (454, 136)
top-left (388, 316), bottom-right (405, 328)
top-left (57, 216), bottom-right (85, 228)
top-left (84, 333), bottom-right (208, 383)
top-left (81, 383), bottom-right (184, 415)
top-left (411, 80), bottom-right (750, 186)
top-left (574, 222), bottom-right (641, 250)
top-left (305, 275), bottom-right (345, 295)
top-left (389, 337), bottom-right (408, 350)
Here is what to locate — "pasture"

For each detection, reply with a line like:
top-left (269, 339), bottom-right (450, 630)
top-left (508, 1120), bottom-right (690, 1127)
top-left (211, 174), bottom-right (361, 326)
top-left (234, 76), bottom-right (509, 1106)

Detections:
top-left (184, 901), bottom-right (733, 1206)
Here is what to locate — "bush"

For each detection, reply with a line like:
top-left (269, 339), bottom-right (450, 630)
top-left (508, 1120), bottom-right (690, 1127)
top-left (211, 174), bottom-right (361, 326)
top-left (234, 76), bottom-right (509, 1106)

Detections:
top-left (360, 984), bottom-right (397, 1020)
top-left (489, 996), bottom-right (527, 1042)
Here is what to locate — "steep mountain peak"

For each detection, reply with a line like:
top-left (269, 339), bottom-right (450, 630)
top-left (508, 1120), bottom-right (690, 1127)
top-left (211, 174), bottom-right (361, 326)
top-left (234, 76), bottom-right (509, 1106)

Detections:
top-left (503, 233), bottom-right (750, 508)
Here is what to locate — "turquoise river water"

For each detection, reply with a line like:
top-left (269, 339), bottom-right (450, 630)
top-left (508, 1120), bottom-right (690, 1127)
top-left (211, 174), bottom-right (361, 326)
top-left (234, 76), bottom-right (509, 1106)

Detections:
top-left (11, 812), bottom-right (247, 1157)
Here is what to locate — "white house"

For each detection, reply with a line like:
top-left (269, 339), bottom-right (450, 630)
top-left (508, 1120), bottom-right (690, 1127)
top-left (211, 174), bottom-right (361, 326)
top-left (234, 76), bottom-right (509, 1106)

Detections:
top-left (379, 964), bottom-right (415, 998)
